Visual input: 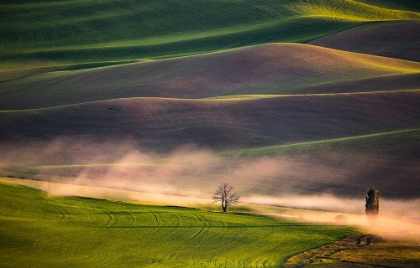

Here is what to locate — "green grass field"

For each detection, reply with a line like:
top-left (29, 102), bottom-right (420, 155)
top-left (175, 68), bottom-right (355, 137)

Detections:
top-left (0, 181), bottom-right (354, 267)
top-left (1, 0), bottom-right (419, 80)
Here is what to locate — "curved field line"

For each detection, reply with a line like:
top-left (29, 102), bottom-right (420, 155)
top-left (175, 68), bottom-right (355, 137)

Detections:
top-left (121, 210), bottom-right (137, 228)
top-left (1, 89), bottom-right (419, 113)
top-left (166, 213), bottom-right (181, 235)
top-left (146, 212), bottom-right (171, 236)
top-left (152, 213), bottom-right (165, 228)
top-left (107, 210), bottom-right (138, 228)
top-left (81, 203), bottom-right (119, 229)
top-left (46, 199), bottom-right (105, 227)
top-left (206, 89), bottom-right (420, 101)
top-left (0, 198), bottom-right (19, 219)
top-left (287, 0), bottom-right (420, 22)
top-left (224, 127), bottom-right (420, 156)
top-left (187, 214), bottom-right (209, 241)
top-left (100, 208), bottom-right (118, 228)
top-left (25, 190), bottom-right (68, 220)
top-left (21, 18), bottom-right (294, 53)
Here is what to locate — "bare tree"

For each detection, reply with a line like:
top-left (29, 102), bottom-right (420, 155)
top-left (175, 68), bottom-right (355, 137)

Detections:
top-left (212, 183), bottom-right (240, 213)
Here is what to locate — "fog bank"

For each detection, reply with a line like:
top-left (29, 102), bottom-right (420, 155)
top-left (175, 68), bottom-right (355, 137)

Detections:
top-left (1, 138), bottom-right (419, 218)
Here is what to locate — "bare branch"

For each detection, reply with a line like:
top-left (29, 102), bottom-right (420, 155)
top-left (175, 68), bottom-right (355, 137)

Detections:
top-left (212, 182), bottom-right (240, 212)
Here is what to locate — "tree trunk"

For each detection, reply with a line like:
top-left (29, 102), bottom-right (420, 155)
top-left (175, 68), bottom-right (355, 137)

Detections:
top-left (222, 204), bottom-right (227, 213)
top-left (365, 187), bottom-right (380, 226)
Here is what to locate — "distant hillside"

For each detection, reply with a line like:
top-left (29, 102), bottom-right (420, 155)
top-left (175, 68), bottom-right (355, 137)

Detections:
top-left (1, 0), bottom-right (419, 80)
top-left (287, 0), bottom-right (420, 21)
top-left (1, 43), bottom-right (419, 110)
top-left (357, 0), bottom-right (420, 11)
top-left (1, 91), bottom-right (419, 199)
top-left (1, 91), bottom-right (419, 150)
top-left (311, 21), bottom-right (420, 62)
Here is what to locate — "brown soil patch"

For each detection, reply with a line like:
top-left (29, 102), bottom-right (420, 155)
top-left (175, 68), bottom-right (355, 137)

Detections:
top-left (282, 234), bottom-right (374, 267)
top-left (283, 234), bottom-right (420, 267)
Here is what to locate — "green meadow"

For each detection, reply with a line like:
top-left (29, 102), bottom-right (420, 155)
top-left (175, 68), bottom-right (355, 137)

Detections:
top-left (0, 181), bottom-right (354, 267)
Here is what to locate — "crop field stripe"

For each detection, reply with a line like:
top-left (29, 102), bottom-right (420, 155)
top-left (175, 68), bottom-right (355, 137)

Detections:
top-left (28, 129), bottom-right (420, 169)
top-left (8, 18), bottom-right (297, 53)
top-left (205, 89), bottom-right (420, 101)
top-left (225, 127), bottom-right (420, 156)
top-left (287, 0), bottom-right (420, 21)
top-left (1, 89), bottom-right (419, 113)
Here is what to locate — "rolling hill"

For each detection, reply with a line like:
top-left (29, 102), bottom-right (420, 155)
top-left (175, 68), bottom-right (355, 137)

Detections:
top-left (0, 0), bottom-right (419, 209)
top-left (1, 0), bottom-right (419, 80)
top-left (1, 90), bottom-right (419, 149)
top-left (0, 43), bottom-right (419, 110)
top-left (1, 90), bottom-right (419, 199)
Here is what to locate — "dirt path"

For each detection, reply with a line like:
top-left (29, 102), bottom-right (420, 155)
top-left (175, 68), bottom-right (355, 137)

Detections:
top-left (282, 233), bottom-right (420, 268)
top-left (283, 234), bottom-right (376, 267)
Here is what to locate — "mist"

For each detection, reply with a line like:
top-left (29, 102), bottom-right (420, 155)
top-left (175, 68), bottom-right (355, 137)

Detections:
top-left (1, 138), bottom-right (419, 220)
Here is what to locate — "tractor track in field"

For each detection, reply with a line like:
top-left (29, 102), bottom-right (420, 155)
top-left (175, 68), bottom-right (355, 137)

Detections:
top-left (26, 191), bottom-right (68, 220)
top-left (187, 214), bottom-right (208, 241)
top-left (96, 207), bottom-right (118, 228)
top-left (0, 197), bottom-right (19, 219)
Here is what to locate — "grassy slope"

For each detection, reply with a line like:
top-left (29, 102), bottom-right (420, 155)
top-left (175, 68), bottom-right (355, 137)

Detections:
top-left (288, 0), bottom-right (420, 21)
top-left (0, 181), bottom-right (354, 267)
top-left (1, 43), bottom-right (419, 110)
top-left (357, 0), bottom-right (420, 11)
top-left (0, 1), bottom-right (351, 64)
top-left (1, 0), bottom-right (419, 80)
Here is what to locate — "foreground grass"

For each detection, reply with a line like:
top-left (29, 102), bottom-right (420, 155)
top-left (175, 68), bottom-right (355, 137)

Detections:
top-left (0, 181), bottom-right (354, 267)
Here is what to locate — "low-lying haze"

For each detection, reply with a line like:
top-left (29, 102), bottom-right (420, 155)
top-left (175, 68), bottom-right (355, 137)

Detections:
top-left (1, 138), bottom-right (419, 219)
